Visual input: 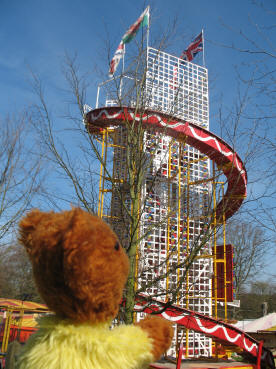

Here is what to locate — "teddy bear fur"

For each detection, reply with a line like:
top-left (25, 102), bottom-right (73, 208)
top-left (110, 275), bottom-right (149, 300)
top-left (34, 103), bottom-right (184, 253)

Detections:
top-left (16, 208), bottom-right (173, 369)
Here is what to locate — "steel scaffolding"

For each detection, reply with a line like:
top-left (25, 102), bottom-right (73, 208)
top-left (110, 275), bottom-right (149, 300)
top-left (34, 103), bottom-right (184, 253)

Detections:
top-left (90, 47), bottom-right (234, 358)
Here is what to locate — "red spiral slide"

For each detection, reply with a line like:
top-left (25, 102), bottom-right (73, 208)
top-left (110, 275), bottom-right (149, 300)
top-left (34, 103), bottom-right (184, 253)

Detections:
top-left (86, 106), bottom-right (247, 221)
top-left (86, 107), bottom-right (273, 369)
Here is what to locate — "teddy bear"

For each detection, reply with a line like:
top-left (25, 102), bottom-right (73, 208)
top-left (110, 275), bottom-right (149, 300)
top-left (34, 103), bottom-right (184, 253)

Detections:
top-left (15, 207), bottom-right (173, 369)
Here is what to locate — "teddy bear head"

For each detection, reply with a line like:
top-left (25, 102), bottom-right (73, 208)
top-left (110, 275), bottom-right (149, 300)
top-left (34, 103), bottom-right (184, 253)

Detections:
top-left (19, 208), bottom-right (129, 323)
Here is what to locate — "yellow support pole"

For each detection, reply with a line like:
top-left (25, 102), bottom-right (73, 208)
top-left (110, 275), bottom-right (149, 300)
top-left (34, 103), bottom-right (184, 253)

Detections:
top-left (1, 309), bottom-right (12, 353)
top-left (16, 309), bottom-right (24, 341)
top-left (222, 184), bottom-right (228, 321)
top-left (166, 142), bottom-right (172, 299)
top-left (100, 130), bottom-right (109, 218)
top-left (212, 162), bottom-right (218, 319)
top-left (212, 163), bottom-right (219, 360)
top-left (185, 159), bottom-right (190, 357)
top-left (98, 131), bottom-right (106, 217)
top-left (177, 143), bottom-right (182, 304)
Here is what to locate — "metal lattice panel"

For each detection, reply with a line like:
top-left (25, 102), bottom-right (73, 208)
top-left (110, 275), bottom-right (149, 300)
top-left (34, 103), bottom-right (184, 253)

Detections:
top-left (103, 48), bottom-right (212, 358)
top-left (146, 47), bottom-right (209, 129)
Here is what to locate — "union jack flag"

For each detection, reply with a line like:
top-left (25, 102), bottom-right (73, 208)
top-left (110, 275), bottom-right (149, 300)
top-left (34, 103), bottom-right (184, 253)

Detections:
top-left (180, 32), bottom-right (203, 62)
top-left (170, 31), bottom-right (203, 89)
top-left (109, 41), bottom-right (125, 77)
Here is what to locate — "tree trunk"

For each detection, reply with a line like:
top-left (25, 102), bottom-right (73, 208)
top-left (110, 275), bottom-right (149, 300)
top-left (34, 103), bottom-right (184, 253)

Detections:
top-left (124, 195), bottom-right (140, 324)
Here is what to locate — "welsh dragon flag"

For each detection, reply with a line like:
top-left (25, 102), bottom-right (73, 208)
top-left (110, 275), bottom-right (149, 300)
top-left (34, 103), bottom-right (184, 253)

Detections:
top-left (109, 6), bottom-right (150, 76)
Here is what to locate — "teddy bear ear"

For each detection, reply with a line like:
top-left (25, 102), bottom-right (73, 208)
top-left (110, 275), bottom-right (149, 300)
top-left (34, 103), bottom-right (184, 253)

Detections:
top-left (18, 209), bottom-right (47, 253)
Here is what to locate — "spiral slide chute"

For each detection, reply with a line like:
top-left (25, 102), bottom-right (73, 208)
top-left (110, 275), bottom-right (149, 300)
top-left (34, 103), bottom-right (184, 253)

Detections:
top-left (85, 107), bottom-right (272, 368)
top-left (135, 294), bottom-right (275, 369)
top-left (85, 106), bottom-right (247, 221)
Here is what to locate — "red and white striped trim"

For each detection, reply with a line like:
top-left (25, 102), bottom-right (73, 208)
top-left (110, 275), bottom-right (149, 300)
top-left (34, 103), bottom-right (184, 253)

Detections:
top-left (85, 106), bottom-right (247, 220)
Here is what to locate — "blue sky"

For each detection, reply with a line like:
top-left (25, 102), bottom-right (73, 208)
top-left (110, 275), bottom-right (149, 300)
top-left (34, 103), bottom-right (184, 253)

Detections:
top-left (1, 0), bottom-right (276, 279)
top-left (1, 0), bottom-right (275, 114)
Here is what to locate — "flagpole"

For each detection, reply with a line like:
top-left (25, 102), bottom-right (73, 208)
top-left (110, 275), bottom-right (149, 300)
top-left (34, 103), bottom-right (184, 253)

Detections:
top-left (145, 6), bottom-right (150, 88)
top-left (146, 6), bottom-right (150, 50)
top-left (109, 7), bottom-right (149, 78)
top-left (202, 28), bottom-right (206, 67)
top-left (122, 44), bottom-right (125, 74)
top-left (119, 44), bottom-right (125, 100)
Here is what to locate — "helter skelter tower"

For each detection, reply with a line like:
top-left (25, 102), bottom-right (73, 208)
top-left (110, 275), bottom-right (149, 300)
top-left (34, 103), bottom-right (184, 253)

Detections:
top-left (85, 42), bottom-right (247, 356)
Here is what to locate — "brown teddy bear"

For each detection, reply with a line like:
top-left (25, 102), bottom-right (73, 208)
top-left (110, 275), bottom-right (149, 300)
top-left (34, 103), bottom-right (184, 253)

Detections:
top-left (16, 207), bottom-right (173, 369)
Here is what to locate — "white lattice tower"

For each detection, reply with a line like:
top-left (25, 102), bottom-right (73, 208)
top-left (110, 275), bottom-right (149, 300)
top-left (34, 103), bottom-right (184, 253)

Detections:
top-left (103, 47), bottom-right (212, 357)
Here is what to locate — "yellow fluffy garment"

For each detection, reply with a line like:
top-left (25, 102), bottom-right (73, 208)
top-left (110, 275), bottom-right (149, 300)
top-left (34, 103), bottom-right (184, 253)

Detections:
top-left (16, 315), bottom-right (154, 369)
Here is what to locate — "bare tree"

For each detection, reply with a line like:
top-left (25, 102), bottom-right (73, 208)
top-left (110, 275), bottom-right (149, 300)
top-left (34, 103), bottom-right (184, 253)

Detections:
top-left (29, 65), bottom-right (99, 212)
top-left (217, 1), bottom-right (276, 234)
top-left (0, 113), bottom-right (42, 244)
top-left (250, 280), bottom-right (276, 296)
top-left (29, 23), bottom-right (249, 327)
top-left (0, 242), bottom-right (41, 301)
top-left (222, 218), bottom-right (267, 295)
